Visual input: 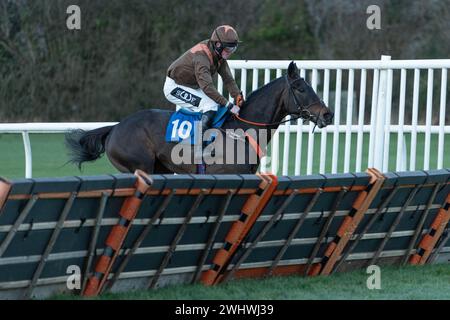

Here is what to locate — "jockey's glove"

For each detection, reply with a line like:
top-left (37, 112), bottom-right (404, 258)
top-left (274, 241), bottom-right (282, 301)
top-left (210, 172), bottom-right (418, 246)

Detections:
top-left (226, 102), bottom-right (240, 115)
top-left (235, 92), bottom-right (245, 107)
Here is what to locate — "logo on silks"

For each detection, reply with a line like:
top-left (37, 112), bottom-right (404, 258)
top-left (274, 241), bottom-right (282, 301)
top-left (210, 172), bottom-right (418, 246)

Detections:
top-left (170, 88), bottom-right (201, 107)
top-left (165, 110), bottom-right (202, 144)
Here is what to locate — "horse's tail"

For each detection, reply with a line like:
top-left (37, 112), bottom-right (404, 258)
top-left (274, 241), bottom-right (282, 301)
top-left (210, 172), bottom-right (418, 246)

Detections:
top-left (65, 126), bottom-right (114, 169)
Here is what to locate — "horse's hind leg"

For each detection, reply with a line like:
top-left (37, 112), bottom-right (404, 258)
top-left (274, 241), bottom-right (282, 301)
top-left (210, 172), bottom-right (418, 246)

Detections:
top-left (107, 149), bottom-right (156, 174)
top-left (105, 122), bottom-right (157, 174)
top-left (108, 156), bottom-right (132, 173)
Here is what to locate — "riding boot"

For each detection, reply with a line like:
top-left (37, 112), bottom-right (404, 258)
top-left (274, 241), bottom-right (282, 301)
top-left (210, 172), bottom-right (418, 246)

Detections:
top-left (197, 111), bottom-right (215, 174)
top-left (201, 111), bottom-right (216, 138)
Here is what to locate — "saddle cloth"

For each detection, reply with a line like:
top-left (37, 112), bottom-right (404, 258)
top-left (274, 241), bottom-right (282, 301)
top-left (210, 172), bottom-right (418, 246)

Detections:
top-left (165, 106), bottom-right (229, 144)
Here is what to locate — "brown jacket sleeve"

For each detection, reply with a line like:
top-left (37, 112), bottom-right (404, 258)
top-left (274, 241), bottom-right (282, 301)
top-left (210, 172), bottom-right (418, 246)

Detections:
top-left (218, 60), bottom-right (241, 99)
top-left (193, 54), bottom-right (229, 106)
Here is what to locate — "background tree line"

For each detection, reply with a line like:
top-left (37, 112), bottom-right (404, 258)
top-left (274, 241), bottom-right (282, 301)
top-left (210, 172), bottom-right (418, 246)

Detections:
top-left (0, 0), bottom-right (449, 121)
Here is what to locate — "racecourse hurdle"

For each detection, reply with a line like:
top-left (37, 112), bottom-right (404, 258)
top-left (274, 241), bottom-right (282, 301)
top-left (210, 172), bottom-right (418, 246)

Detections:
top-left (0, 169), bottom-right (449, 299)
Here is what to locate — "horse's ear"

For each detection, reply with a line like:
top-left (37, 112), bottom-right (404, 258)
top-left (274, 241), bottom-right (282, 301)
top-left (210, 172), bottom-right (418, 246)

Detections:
top-left (287, 61), bottom-right (299, 79)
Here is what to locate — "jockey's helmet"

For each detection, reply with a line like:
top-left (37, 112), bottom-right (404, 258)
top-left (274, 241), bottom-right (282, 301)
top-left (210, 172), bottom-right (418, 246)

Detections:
top-left (211, 25), bottom-right (239, 59)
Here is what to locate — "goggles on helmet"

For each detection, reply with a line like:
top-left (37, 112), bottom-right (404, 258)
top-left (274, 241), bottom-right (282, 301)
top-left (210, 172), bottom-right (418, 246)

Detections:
top-left (222, 42), bottom-right (238, 54)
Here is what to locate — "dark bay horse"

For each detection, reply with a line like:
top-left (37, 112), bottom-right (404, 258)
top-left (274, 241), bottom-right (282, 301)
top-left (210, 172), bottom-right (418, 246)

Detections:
top-left (66, 62), bottom-right (333, 174)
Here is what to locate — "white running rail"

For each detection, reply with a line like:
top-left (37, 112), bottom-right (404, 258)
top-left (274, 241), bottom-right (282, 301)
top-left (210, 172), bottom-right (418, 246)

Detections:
top-left (225, 56), bottom-right (450, 175)
top-left (1, 56), bottom-right (449, 178)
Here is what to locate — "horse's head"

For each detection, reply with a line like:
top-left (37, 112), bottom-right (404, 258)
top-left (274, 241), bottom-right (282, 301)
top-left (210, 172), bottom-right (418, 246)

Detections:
top-left (284, 61), bottom-right (333, 128)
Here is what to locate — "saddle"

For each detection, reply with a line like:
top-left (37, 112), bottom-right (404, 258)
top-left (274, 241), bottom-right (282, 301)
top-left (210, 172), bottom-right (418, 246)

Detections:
top-left (165, 106), bottom-right (264, 174)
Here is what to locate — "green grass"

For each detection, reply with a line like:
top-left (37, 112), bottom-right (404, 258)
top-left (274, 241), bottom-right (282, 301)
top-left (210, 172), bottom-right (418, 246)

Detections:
top-left (53, 264), bottom-right (450, 300)
top-left (0, 133), bottom-right (117, 179)
top-left (0, 132), bottom-right (449, 179)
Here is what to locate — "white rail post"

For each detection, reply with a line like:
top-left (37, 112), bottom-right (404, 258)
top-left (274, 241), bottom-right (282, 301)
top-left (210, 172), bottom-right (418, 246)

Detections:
top-left (423, 68), bottom-right (434, 170)
top-left (331, 69), bottom-right (342, 174)
top-left (382, 66), bottom-right (394, 172)
top-left (22, 131), bottom-right (33, 178)
top-left (437, 68), bottom-right (447, 169)
top-left (240, 68), bottom-right (247, 97)
top-left (217, 77), bottom-right (223, 94)
top-left (259, 68), bottom-right (272, 173)
top-left (344, 69), bottom-right (354, 173)
top-left (252, 68), bottom-right (259, 92)
top-left (355, 69), bottom-right (367, 172)
top-left (282, 117), bottom-right (291, 175)
top-left (401, 139), bottom-right (408, 171)
top-left (229, 69), bottom-right (236, 101)
top-left (319, 69), bottom-right (330, 174)
top-left (410, 69), bottom-right (421, 171)
top-left (372, 55), bottom-right (391, 172)
top-left (307, 69), bottom-right (318, 175)
top-left (294, 69), bottom-right (307, 175)
top-left (368, 69), bottom-right (380, 168)
top-left (396, 69), bottom-right (407, 171)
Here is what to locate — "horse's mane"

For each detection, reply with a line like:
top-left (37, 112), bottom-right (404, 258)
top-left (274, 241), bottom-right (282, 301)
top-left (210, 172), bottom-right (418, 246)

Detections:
top-left (220, 76), bottom-right (283, 126)
top-left (241, 76), bottom-right (282, 109)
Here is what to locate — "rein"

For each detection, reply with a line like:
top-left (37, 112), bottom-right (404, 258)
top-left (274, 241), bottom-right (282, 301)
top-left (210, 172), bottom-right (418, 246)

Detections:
top-left (233, 113), bottom-right (301, 127)
top-left (233, 76), bottom-right (322, 129)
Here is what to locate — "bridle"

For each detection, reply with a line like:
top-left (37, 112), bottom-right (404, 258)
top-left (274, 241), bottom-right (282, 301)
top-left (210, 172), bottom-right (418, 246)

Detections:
top-left (287, 76), bottom-right (324, 123)
top-left (234, 75), bottom-right (325, 128)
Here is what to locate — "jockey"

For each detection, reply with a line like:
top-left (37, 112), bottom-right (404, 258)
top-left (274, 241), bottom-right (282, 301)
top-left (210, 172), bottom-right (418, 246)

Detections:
top-left (163, 25), bottom-right (244, 134)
